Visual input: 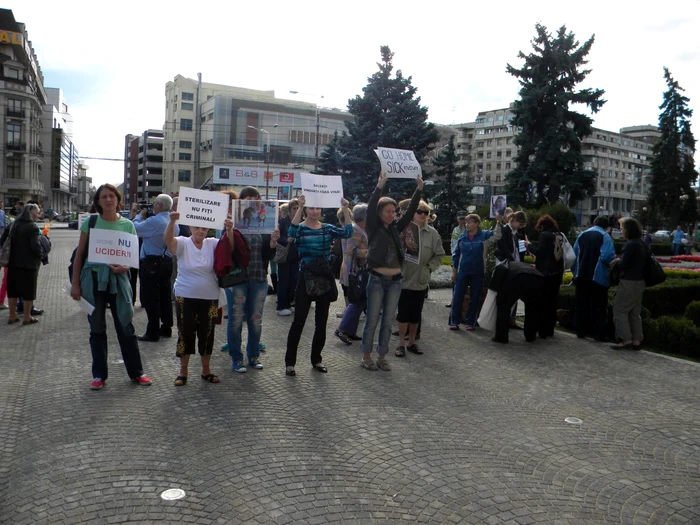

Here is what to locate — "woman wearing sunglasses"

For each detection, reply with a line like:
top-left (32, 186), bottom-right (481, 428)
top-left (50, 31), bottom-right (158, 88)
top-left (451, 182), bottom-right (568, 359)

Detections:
top-left (394, 200), bottom-right (444, 357)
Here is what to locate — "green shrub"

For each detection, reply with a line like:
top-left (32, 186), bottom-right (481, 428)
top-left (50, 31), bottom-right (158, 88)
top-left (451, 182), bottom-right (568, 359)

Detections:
top-left (684, 301), bottom-right (700, 326)
top-left (664, 269), bottom-right (700, 280)
top-left (643, 316), bottom-right (700, 358)
top-left (611, 241), bottom-right (673, 256)
top-left (525, 203), bottom-right (577, 241)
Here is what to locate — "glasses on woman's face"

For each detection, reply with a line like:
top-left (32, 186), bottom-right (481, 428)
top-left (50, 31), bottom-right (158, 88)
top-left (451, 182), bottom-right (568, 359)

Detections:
top-left (415, 210), bottom-right (430, 216)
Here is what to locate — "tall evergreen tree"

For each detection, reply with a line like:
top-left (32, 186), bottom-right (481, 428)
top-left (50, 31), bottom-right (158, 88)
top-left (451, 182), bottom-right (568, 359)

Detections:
top-left (313, 131), bottom-right (346, 175)
top-left (649, 68), bottom-right (697, 228)
top-left (340, 46), bottom-right (439, 201)
top-left (429, 135), bottom-right (471, 237)
top-left (505, 24), bottom-right (606, 207)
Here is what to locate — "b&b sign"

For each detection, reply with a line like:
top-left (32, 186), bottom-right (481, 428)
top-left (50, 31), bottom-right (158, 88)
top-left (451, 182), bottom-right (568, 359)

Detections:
top-left (374, 147), bottom-right (422, 179)
top-left (87, 229), bottom-right (140, 268)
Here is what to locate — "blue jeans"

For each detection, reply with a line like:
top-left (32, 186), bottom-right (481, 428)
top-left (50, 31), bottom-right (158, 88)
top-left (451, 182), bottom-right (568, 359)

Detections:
top-left (225, 280), bottom-right (268, 364)
top-left (450, 273), bottom-right (484, 327)
top-left (672, 243), bottom-right (681, 256)
top-left (361, 274), bottom-right (402, 356)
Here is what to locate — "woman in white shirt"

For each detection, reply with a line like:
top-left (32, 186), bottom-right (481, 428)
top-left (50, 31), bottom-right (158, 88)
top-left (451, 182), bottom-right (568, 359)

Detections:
top-left (165, 211), bottom-right (226, 386)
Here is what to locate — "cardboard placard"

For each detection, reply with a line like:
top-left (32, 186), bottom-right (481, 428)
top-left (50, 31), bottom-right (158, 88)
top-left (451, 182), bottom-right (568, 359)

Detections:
top-left (87, 229), bottom-right (140, 268)
top-left (300, 173), bottom-right (345, 208)
top-left (177, 186), bottom-right (228, 229)
top-left (374, 147), bottom-right (422, 179)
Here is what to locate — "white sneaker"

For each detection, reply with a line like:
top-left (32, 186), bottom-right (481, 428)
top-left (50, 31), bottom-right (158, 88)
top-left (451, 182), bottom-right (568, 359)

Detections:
top-left (335, 311), bottom-right (344, 318)
top-left (0, 304), bottom-right (7, 310)
top-left (277, 309), bottom-right (292, 316)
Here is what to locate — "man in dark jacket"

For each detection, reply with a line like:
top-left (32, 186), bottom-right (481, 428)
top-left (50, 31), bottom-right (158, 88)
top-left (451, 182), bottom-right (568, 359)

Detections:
top-left (491, 261), bottom-right (544, 344)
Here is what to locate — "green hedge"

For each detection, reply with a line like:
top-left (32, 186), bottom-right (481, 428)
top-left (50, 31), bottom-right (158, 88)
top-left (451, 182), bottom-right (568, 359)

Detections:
top-left (644, 316), bottom-right (700, 358)
top-left (612, 241), bottom-right (673, 255)
top-left (685, 301), bottom-right (700, 327)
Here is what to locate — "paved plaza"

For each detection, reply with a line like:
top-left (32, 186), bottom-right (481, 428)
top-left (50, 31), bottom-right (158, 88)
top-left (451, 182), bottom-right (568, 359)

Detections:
top-left (1, 227), bottom-right (699, 524)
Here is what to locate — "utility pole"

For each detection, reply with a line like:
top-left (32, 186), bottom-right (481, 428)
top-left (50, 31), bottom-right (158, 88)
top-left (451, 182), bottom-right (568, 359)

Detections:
top-left (315, 106), bottom-right (320, 170)
top-left (194, 72), bottom-right (202, 188)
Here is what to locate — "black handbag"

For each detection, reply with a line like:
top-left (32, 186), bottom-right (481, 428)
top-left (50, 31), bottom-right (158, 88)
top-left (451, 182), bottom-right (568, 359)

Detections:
top-left (347, 248), bottom-right (368, 304)
top-left (218, 266), bottom-right (249, 288)
top-left (644, 252), bottom-right (666, 287)
top-left (303, 256), bottom-right (334, 298)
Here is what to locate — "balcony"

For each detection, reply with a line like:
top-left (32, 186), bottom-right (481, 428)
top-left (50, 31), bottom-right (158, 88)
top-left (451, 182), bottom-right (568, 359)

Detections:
top-left (6, 142), bottom-right (27, 152)
top-left (6, 108), bottom-right (26, 118)
top-left (1, 178), bottom-right (45, 194)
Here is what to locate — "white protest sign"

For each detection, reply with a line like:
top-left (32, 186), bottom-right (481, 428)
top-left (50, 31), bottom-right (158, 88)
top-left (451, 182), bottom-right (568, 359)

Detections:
top-left (87, 229), bottom-right (140, 268)
top-left (300, 173), bottom-right (344, 208)
top-left (177, 186), bottom-right (228, 229)
top-left (374, 147), bottom-right (422, 179)
top-left (78, 213), bottom-right (97, 229)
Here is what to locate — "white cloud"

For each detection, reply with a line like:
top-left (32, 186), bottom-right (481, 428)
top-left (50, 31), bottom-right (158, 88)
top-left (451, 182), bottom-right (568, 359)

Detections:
top-left (11, 0), bottom-right (699, 187)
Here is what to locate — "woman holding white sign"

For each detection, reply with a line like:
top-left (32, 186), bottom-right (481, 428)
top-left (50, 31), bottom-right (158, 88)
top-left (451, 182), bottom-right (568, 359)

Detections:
top-left (164, 210), bottom-right (222, 386)
top-left (285, 195), bottom-right (353, 376)
top-left (361, 172), bottom-right (423, 372)
top-left (70, 184), bottom-right (152, 390)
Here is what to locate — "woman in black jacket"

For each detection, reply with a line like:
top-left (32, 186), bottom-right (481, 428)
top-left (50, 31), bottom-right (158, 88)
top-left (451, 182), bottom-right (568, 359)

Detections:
top-left (1, 204), bottom-right (43, 325)
top-left (611, 218), bottom-right (646, 350)
top-left (532, 214), bottom-right (564, 338)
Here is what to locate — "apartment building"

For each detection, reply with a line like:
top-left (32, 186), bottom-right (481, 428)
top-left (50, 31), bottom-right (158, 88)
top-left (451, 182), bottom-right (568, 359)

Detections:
top-left (454, 105), bottom-right (659, 223)
top-left (123, 129), bottom-right (164, 206)
top-left (163, 75), bottom-right (351, 195)
top-left (75, 162), bottom-right (92, 211)
top-left (0, 9), bottom-right (46, 207)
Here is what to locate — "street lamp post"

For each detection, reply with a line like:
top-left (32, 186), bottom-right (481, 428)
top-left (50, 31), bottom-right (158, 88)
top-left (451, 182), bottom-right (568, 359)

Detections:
top-left (289, 91), bottom-right (323, 170)
top-left (248, 125), bottom-right (271, 199)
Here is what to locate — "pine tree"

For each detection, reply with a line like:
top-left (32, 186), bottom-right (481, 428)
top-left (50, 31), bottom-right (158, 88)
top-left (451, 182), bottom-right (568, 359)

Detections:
top-left (340, 46), bottom-right (439, 202)
top-left (428, 135), bottom-right (471, 237)
top-left (313, 132), bottom-right (346, 175)
top-left (649, 68), bottom-right (697, 228)
top-left (505, 24), bottom-right (606, 207)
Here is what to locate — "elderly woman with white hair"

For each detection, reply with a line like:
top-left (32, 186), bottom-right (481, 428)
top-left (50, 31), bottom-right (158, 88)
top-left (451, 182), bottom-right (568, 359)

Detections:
top-left (334, 203), bottom-right (369, 344)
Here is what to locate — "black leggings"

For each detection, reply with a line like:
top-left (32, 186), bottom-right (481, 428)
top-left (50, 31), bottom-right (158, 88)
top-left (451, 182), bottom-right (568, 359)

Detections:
top-left (285, 274), bottom-right (332, 366)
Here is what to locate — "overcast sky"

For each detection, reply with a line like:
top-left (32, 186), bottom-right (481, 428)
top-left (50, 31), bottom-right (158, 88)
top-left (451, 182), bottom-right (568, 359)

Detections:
top-left (11, 0), bottom-right (700, 188)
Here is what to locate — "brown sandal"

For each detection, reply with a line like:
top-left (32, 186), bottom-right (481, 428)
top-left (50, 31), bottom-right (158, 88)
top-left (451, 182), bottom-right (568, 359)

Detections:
top-left (22, 318), bottom-right (39, 325)
top-left (174, 376), bottom-right (188, 386)
top-left (8, 318), bottom-right (20, 325)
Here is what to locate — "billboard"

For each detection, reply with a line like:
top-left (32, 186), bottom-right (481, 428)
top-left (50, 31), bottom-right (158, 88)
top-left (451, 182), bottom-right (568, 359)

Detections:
top-left (214, 166), bottom-right (302, 188)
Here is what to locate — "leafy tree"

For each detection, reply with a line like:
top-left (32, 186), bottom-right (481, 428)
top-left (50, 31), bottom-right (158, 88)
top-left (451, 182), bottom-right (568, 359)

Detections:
top-left (505, 23), bottom-right (606, 208)
top-left (339, 46), bottom-right (439, 201)
top-left (313, 132), bottom-right (346, 175)
top-left (648, 68), bottom-right (697, 228)
top-left (428, 135), bottom-right (471, 237)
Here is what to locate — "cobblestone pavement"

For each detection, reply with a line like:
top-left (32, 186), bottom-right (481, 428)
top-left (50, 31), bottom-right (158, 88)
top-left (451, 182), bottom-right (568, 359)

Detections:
top-left (1, 227), bottom-right (699, 524)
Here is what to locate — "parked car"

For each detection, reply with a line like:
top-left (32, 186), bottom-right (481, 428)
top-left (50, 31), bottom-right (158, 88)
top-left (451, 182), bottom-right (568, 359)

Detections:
top-left (57, 212), bottom-right (72, 222)
top-left (652, 230), bottom-right (671, 241)
top-left (44, 210), bottom-right (59, 221)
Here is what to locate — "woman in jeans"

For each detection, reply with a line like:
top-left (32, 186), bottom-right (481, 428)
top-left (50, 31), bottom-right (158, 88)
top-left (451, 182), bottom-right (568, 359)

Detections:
top-left (532, 214), bottom-right (564, 338)
top-left (611, 218), bottom-right (646, 350)
top-left (285, 195), bottom-right (353, 376)
top-left (361, 173), bottom-right (423, 372)
top-left (226, 186), bottom-right (279, 373)
top-left (334, 204), bottom-right (369, 344)
top-left (70, 184), bottom-right (151, 390)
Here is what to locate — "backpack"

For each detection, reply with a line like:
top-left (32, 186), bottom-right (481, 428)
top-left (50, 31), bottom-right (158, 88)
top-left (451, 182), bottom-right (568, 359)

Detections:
top-left (68, 214), bottom-right (98, 283)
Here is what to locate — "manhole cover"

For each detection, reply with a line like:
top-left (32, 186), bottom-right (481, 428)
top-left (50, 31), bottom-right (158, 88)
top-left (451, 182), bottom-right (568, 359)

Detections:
top-left (564, 417), bottom-right (583, 425)
top-left (160, 488), bottom-right (186, 501)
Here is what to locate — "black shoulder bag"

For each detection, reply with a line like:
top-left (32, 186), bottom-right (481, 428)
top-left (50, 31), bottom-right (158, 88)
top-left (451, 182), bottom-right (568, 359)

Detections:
top-left (301, 226), bottom-right (337, 301)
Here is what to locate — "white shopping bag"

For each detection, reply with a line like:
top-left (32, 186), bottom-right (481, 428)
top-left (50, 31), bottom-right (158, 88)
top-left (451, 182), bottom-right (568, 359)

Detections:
top-left (477, 289), bottom-right (498, 332)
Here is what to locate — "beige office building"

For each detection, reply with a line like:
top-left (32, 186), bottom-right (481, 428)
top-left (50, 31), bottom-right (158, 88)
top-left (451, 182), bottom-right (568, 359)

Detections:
top-left (163, 75), bottom-right (351, 196)
top-left (453, 105), bottom-right (659, 223)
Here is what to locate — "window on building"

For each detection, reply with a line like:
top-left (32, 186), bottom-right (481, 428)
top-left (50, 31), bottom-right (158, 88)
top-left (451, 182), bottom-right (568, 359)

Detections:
top-left (6, 158), bottom-right (20, 178)
top-left (505, 162), bottom-right (511, 169)
top-left (207, 113), bottom-right (214, 121)
top-left (486, 140), bottom-right (493, 147)
top-left (475, 118), bottom-right (485, 123)
top-left (497, 115), bottom-right (504, 121)
top-left (5, 67), bottom-right (19, 79)
top-left (476, 141), bottom-right (483, 148)
top-left (6, 124), bottom-right (21, 145)
top-left (496, 139), bottom-right (503, 146)
top-left (207, 95), bottom-right (212, 100)
top-left (506, 138), bottom-right (512, 145)
top-left (179, 140), bottom-right (192, 149)
top-left (178, 170), bottom-right (191, 182)
top-left (179, 153), bottom-right (192, 161)
top-left (486, 163), bottom-right (492, 171)
top-left (476, 129), bottom-right (485, 135)
top-left (477, 152), bottom-right (484, 159)
top-left (181, 102), bottom-right (193, 110)
top-left (496, 175), bottom-right (501, 182)
top-left (486, 152), bottom-right (492, 159)
top-left (506, 150), bottom-right (511, 157)
top-left (171, 170), bottom-right (175, 183)
top-left (180, 119), bottom-right (193, 131)
top-left (485, 175), bottom-right (491, 182)
top-left (496, 163), bottom-right (501, 170)
top-left (181, 92), bottom-right (194, 101)
top-left (496, 151), bottom-right (502, 159)
top-left (8, 99), bottom-right (21, 112)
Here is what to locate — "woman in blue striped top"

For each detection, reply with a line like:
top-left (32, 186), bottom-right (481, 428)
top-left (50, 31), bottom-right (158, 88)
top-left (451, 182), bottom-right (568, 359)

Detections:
top-left (285, 195), bottom-right (353, 376)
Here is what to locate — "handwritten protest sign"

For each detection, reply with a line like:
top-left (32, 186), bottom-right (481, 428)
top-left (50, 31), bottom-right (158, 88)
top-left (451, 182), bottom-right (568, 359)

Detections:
top-left (87, 229), bottom-right (140, 268)
top-left (233, 199), bottom-right (279, 234)
top-left (300, 173), bottom-right (344, 208)
top-left (374, 147), bottom-right (422, 179)
top-left (177, 186), bottom-right (228, 229)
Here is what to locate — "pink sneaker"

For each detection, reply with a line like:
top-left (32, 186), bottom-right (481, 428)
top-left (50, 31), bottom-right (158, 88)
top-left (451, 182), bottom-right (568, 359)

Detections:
top-left (465, 325), bottom-right (475, 332)
top-left (133, 375), bottom-right (152, 386)
top-left (90, 378), bottom-right (105, 390)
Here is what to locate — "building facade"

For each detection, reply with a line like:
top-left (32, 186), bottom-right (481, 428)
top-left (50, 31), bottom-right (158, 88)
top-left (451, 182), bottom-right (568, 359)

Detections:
top-left (123, 129), bottom-right (164, 206)
top-left (162, 75), bottom-right (351, 195)
top-left (453, 105), bottom-right (659, 223)
top-left (0, 9), bottom-right (46, 208)
top-left (75, 162), bottom-right (91, 211)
